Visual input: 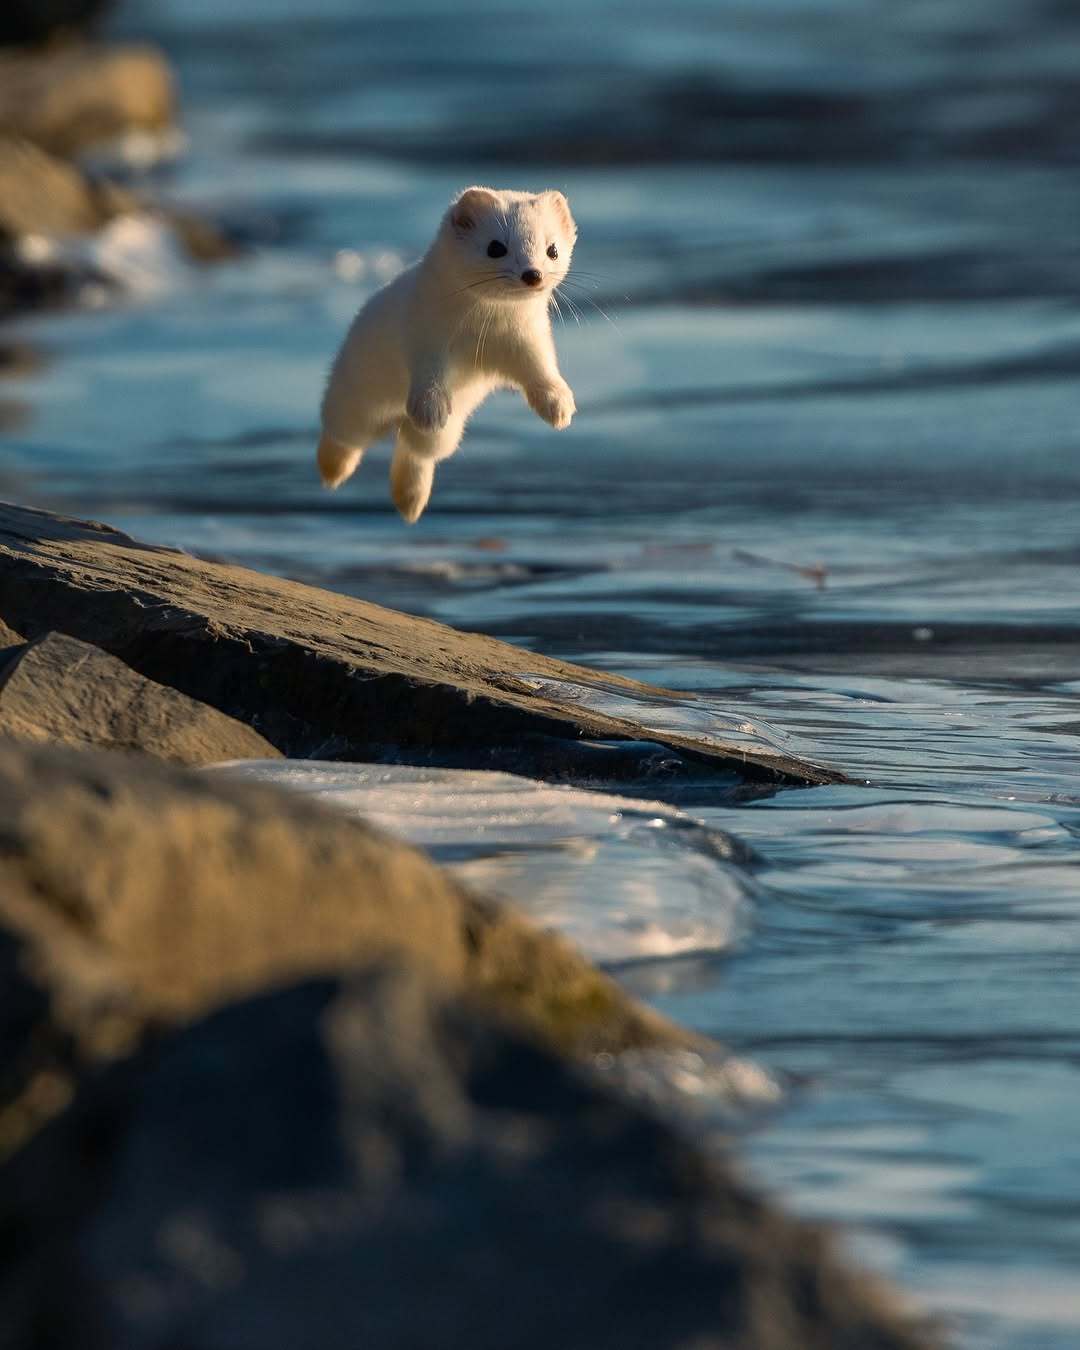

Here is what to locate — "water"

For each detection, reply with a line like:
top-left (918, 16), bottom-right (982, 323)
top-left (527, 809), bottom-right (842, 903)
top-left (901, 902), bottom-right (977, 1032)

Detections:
top-left (3, 0), bottom-right (1080, 1344)
top-left (214, 760), bottom-right (756, 965)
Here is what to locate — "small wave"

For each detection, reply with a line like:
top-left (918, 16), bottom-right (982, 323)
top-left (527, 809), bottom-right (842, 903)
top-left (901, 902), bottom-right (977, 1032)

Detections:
top-left (213, 761), bottom-right (757, 965)
top-left (516, 673), bottom-right (800, 760)
top-left (595, 1045), bottom-right (784, 1123)
top-left (11, 212), bottom-right (194, 310)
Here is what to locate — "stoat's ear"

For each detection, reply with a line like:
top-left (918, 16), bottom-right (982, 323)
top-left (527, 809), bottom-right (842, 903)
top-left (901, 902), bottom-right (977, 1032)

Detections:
top-left (449, 186), bottom-right (499, 232)
top-left (541, 189), bottom-right (576, 239)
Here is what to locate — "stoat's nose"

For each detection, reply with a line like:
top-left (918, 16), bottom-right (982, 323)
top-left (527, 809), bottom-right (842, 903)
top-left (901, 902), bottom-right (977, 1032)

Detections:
top-left (521, 269), bottom-right (543, 287)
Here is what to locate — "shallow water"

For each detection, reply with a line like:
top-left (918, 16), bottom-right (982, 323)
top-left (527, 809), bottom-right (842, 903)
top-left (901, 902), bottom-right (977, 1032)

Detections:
top-left (4, 0), bottom-right (1080, 1344)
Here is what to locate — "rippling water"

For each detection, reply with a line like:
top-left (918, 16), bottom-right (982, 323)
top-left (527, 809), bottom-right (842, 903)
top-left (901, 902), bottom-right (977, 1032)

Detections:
top-left (4, 1), bottom-right (1080, 1345)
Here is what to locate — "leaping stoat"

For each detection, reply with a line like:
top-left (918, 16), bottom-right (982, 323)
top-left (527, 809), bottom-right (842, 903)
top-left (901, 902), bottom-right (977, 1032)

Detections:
top-left (318, 186), bottom-right (577, 523)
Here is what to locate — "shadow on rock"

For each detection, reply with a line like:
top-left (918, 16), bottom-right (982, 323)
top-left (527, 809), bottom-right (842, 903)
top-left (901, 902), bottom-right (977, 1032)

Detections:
top-left (7, 967), bottom-right (941, 1350)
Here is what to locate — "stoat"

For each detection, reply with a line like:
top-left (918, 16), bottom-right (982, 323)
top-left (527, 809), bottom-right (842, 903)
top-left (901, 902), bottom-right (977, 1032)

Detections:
top-left (317, 186), bottom-right (577, 523)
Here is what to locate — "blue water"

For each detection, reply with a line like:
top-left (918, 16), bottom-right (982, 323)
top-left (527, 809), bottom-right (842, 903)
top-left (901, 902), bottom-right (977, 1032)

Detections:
top-left (4, 1), bottom-right (1080, 1344)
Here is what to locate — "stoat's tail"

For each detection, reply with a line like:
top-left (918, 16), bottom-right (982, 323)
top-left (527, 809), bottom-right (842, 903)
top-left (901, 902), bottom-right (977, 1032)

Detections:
top-left (317, 433), bottom-right (363, 489)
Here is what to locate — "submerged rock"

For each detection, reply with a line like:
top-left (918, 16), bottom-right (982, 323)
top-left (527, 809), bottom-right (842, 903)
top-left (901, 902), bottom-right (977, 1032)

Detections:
top-left (0, 502), bottom-right (846, 787)
top-left (4, 966), bottom-right (940, 1350)
top-left (0, 631), bottom-right (281, 764)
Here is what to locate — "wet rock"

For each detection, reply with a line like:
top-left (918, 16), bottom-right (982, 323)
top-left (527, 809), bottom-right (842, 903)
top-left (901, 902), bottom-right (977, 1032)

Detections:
top-left (0, 136), bottom-right (236, 315)
top-left (0, 134), bottom-right (128, 238)
top-left (0, 0), bottom-right (111, 47)
top-left (0, 132), bottom-right (237, 291)
top-left (0, 631), bottom-right (281, 764)
top-left (0, 741), bottom-right (683, 1156)
top-left (0, 45), bottom-right (174, 157)
top-left (0, 135), bottom-right (117, 312)
top-left (4, 966), bottom-right (940, 1350)
top-left (0, 46), bottom-right (235, 316)
top-left (0, 503), bottom-right (846, 787)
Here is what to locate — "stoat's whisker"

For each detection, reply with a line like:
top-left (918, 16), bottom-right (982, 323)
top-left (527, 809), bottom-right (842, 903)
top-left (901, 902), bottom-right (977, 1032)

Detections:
top-left (562, 294), bottom-right (585, 326)
top-left (559, 281), bottom-right (622, 332)
top-left (445, 274), bottom-right (507, 299)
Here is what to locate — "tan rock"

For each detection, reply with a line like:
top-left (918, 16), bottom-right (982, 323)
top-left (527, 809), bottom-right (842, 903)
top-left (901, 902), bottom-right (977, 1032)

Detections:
top-left (0, 133), bottom-right (126, 238)
top-left (0, 616), bottom-right (22, 651)
top-left (0, 44), bottom-right (174, 157)
top-left (0, 630), bottom-right (280, 764)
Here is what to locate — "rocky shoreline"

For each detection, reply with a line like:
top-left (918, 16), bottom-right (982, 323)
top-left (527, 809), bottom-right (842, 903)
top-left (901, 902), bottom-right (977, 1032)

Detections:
top-left (0, 502), bottom-right (845, 786)
top-left (0, 18), bottom-right (940, 1348)
top-left (0, 501), bottom-right (940, 1348)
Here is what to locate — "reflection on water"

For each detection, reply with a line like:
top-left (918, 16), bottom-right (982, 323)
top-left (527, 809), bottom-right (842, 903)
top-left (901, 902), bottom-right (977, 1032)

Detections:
top-left (4, 0), bottom-right (1080, 1344)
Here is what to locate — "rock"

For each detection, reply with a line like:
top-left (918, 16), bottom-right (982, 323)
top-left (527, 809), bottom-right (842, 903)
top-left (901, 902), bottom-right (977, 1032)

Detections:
top-left (0, 503), bottom-right (846, 787)
top-left (0, 616), bottom-right (23, 652)
top-left (0, 134), bottom-right (118, 313)
top-left (4, 967), bottom-right (940, 1350)
top-left (0, 136), bottom-right (238, 315)
top-left (0, 740), bottom-right (685, 1160)
top-left (0, 45), bottom-right (174, 157)
top-left (0, 134), bottom-right (127, 238)
top-left (0, 342), bottom-right (40, 376)
top-left (0, 0), bottom-right (110, 47)
top-left (0, 631), bottom-right (281, 764)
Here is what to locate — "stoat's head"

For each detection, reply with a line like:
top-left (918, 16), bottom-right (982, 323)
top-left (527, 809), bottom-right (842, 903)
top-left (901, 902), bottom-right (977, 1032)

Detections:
top-left (441, 186), bottom-right (576, 302)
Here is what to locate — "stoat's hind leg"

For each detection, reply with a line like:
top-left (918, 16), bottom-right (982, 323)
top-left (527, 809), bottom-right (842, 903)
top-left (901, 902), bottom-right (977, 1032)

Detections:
top-left (389, 444), bottom-right (436, 524)
top-left (389, 381), bottom-right (492, 523)
top-left (390, 408), bottom-right (469, 524)
top-left (317, 432), bottom-right (364, 489)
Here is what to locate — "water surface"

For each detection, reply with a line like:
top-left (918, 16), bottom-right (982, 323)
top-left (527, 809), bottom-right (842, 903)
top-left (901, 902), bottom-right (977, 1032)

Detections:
top-left (3, 2), bottom-right (1080, 1345)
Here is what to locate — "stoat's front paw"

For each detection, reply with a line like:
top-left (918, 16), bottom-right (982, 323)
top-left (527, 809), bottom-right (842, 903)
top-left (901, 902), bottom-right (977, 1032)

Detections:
top-left (528, 382), bottom-right (576, 430)
top-left (407, 384), bottom-right (451, 433)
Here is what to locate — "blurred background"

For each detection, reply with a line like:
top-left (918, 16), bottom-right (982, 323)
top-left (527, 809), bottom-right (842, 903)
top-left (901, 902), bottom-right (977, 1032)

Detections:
top-left (3, 3), bottom-right (1080, 1347)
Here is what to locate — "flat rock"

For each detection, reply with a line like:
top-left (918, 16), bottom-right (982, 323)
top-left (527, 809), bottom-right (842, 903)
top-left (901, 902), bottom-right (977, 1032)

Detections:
top-left (0, 630), bottom-right (281, 764)
top-left (0, 45), bottom-right (174, 157)
top-left (0, 503), bottom-right (846, 786)
top-left (4, 967), bottom-right (939, 1350)
top-left (0, 740), bottom-right (685, 1163)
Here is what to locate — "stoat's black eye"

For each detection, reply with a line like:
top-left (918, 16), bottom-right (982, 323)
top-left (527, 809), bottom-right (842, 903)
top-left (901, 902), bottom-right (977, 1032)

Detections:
top-left (546, 243), bottom-right (558, 260)
top-left (487, 240), bottom-right (507, 258)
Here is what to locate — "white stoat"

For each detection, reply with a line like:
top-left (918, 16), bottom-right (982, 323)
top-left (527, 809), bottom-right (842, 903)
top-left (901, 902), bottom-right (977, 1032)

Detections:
top-left (318, 185), bottom-right (577, 523)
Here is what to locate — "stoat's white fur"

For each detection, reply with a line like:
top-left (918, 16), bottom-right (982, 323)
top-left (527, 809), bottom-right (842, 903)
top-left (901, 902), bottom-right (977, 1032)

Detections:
top-left (318, 186), bottom-right (577, 523)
